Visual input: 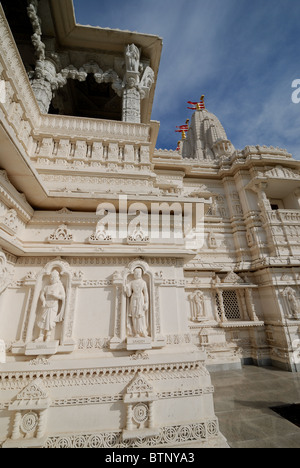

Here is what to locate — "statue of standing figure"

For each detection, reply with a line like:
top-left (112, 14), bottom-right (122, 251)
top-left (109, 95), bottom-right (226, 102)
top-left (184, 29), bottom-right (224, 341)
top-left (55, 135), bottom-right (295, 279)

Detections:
top-left (283, 287), bottom-right (300, 320)
top-left (35, 270), bottom-right (66, 342)
top-left (125, 44), bottom-right (140, 73)
top-left (125, 268), bottom-right (149, 338)
top-left (189, 291), bottom-right (205, 321)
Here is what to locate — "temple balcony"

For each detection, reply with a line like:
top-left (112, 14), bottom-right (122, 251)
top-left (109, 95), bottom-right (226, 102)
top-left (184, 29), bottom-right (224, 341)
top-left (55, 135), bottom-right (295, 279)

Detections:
top-left (262, 209), bottom-right (300, 258)
top-left (0, 3), bottom-right (164, 211)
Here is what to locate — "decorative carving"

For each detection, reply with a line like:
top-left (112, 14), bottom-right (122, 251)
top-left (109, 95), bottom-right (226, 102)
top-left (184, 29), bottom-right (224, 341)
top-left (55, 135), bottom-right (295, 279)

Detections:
top-left (3, 208), bottom-right (18, 232)
top-left (3, 379), bottom-right (51, 448)
top-left (35, 270), bottom-right (66, 343)
top-left (110, 260), bottom-right (165, 351)
top-left (282, 287), bottom-right (300, 320)
top-left (125, 268), bottom-right (149, 338)
top-left (139, 66), bottom-right (155, 99)
top-left (130, 350), bottom-right (149, 360)
top-left (123, 44), bottom-right (155, 123)
top-left (264, 165), bottom-right (300, 180)
top-left (208, 231), bottom-right (217, 249)
top-left (12, 260), bottom-right (78, 356)
top-left (27, 0), bottom-right (45, 61)
top-left (188, 291), bottom-right (206, 322)
top-left (127, 223), bottom-right (149, 244)
top-left (0, 250), bottom-right (11, 294)
top-left (89, 221), bottom-right (112, 244)
top-left (125, 44), bottom-right (141, 74)
top-left (222, 271), bottom-right (244, 284)
top-left (123, 372), bottom-right (158, 440)
top-left (44, 420), bottom-right (221, 448)
top-left (48, 224), bottom-right (73, 244)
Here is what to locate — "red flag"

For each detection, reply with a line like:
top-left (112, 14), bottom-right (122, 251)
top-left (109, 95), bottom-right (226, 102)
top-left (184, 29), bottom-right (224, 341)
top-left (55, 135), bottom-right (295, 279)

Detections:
top-left (187, 96), bottom-right (205, 110)
top-left (175, 124), bottom-right (189, 133)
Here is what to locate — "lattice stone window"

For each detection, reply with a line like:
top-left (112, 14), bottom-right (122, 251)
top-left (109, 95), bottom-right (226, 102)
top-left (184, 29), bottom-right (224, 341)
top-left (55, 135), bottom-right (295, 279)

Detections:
top-left (216, 290), bottom-right (241, 321)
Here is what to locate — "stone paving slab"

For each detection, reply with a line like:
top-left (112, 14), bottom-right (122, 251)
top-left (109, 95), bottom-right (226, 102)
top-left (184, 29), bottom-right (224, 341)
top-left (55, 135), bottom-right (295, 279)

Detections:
top-left (211, 366), bottom-right (300, 449)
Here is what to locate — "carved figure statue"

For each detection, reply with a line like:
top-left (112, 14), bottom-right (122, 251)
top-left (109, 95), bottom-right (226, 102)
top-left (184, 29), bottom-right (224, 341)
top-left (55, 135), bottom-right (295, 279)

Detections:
top-left (35, 270), bottom-right (66, 342)
top-left (125, 44), bottom-right (140, 73)
top-left (125, 268), bottom-right (149, 337)
top-left (189, 291), bottom-right (205, 321)
top-left (283, 287), bottom-right (300, 319)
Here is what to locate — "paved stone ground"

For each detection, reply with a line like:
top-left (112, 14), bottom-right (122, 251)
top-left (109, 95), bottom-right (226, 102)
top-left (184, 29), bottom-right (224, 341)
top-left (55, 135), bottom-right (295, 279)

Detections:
top-left (211, 366), bottom-right (300, 448)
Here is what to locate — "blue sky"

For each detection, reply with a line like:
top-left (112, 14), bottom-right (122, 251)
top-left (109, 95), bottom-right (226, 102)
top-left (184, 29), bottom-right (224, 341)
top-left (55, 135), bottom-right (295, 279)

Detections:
top-left (73, 0), bottom-right (300, 157)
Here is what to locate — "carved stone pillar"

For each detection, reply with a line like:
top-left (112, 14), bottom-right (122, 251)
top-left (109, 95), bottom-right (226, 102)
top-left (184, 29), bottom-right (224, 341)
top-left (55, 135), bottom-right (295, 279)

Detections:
top-left (122, 44), bottom-right (155, 123)
top-left (126, 404), bottom-right (134, 432)
top-left (30, 60), bottom-right (58, 113)
top-left (148, 401), bottom-right (155, 429)
top-left (11, 412), bottom-right (22, 440)
top-left (217, 289), bottom-right (227, 323)
top-left (36, 409), bottom-right (48, 439)
top-left (122, 44), bottom-right (141, 123)
top-left (245, 288), bottom-right (259, 321)
top-left (237, 289), bottom-right (249, 321)
top-left (122, 86), bottom-right (141, 123)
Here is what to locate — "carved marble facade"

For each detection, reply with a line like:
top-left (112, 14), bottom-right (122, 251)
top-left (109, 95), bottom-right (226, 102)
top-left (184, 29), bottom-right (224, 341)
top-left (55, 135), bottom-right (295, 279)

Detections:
top-left (0, 0), bottom-right (300, 449)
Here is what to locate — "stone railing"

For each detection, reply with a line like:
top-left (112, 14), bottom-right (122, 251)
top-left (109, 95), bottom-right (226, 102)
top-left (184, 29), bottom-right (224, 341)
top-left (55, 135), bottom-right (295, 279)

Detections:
top-left (263, 209), bottom-right (300, 253)
top-left (277, 210), bottom-right (300, 224)
top-left (32, 137), bottom-right (152, 172)
top-left (265, 209), bottom-right (300, 225)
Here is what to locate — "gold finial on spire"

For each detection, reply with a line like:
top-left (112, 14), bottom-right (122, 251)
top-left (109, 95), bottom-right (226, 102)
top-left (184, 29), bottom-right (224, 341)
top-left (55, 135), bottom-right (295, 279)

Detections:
top-left (197, 95), bottom-right (205, 110)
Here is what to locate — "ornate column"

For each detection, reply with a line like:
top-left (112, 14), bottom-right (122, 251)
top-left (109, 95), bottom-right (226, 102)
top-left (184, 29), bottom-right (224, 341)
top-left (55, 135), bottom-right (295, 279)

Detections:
top-left (11, 412), bottom-right (22, 440)
top-left (217, 289), bottom-right (227, 323)
top-left (30, 59), bottom-right (66, 114)
top-left (122, 44), bottom-right (142, 123)
top-left (126, 404), bottom-right (134, 432)
top-left (36, 409), bottom-right (48, 439)
top-left (237, 289), bottom-right (249, 321)
top-left (122, 44), bottom-right (155, 123)
top-left (122, 86), bottom-right (141, 123)
top-left (245, 288), bottom-right (259, 322)
top-left (110, 271), bottom-right (126, 349)
top-left (27, 0), bottom-right (64, 114)
top-left (148, 401), bottom-right (155, 429)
